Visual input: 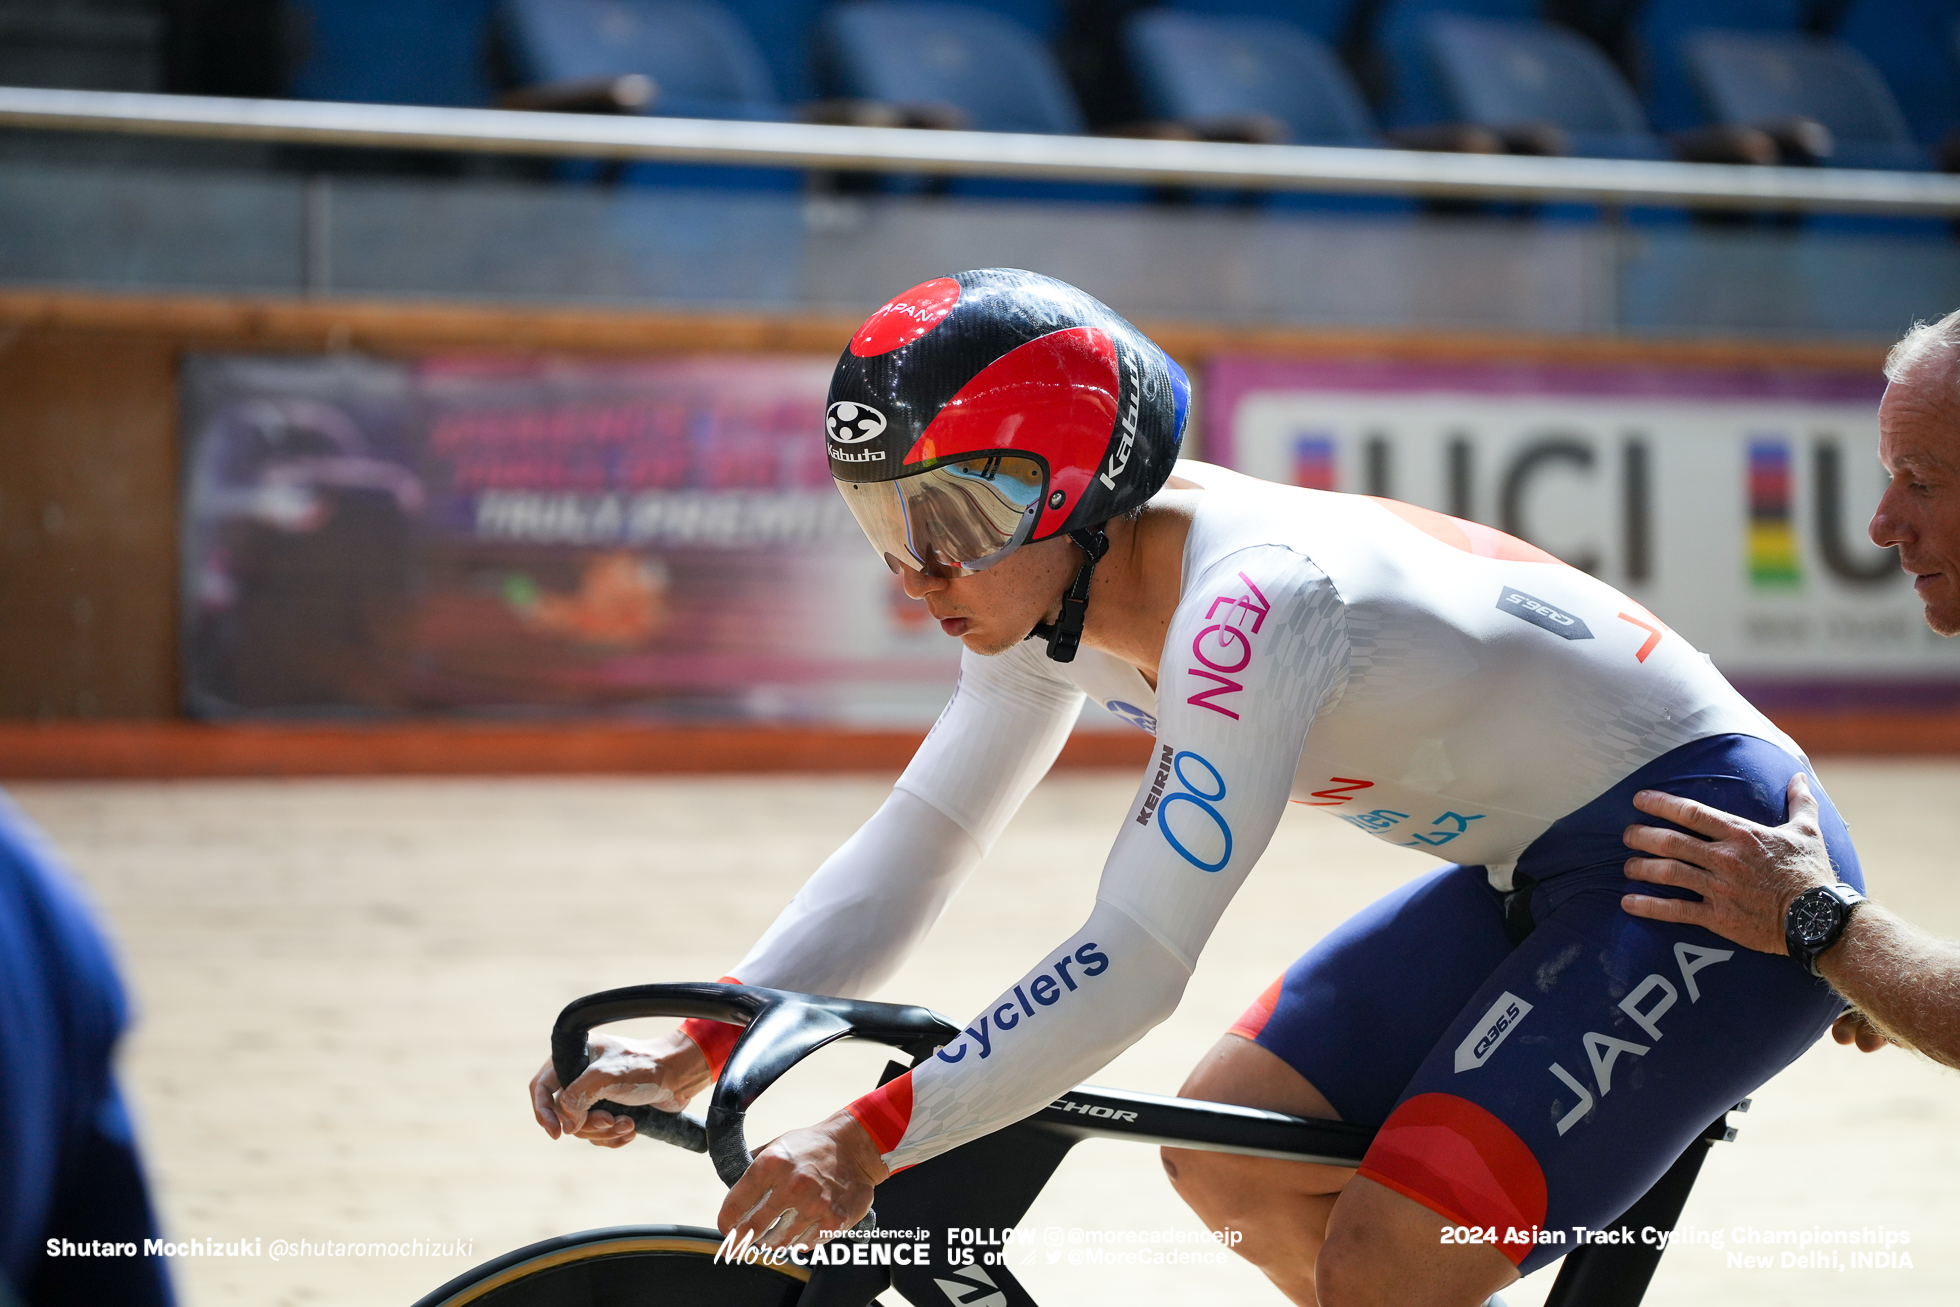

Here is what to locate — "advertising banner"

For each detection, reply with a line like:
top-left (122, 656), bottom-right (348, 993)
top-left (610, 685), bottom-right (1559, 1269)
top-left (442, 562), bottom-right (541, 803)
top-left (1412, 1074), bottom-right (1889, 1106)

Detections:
top-left (180, 354), bottom-right (959, 723)
top-left (1207, 356), bottom-right (1960, 704)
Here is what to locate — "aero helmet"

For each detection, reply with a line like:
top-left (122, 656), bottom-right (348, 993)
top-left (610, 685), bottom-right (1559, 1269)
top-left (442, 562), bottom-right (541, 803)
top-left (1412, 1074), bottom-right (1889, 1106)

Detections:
top-left (827, 269), bottom-right (1190, 660)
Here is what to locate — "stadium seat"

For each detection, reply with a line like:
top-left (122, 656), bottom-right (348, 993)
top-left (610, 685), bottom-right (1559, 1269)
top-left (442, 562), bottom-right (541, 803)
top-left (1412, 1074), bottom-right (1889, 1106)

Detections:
top-left (975, 0), bottom-right (1065, 39)
top-left (1422, 14), bottom-right (1669, 159)
top-left (818, 0), bottom-right (1085, 134)
top-left (1123, 11), bottom-right (1377, 146)
top-left (1832, 0), bottom-right (1960, 159)
top-left (287, 0), bottom-right (498, 106)
top-left (1163, 0), bottom-right (1356, 43)
top-left (497, 0), bottom-right (786, 121)
top-left (1684, 31), bottom-right (1928, 169)
top-left (495, 0), bottom-right (804, 191)
top-left (1369, 0), bottom-right (1538, 129)
top-left (717, 0), bottom-right (1063, 109)
top-left (721, 0), bottom-right (825, 101)
top-left (1632, 0), bottom-right (1804, 133)
top-left (818, 1), bottom-right (1165, 201)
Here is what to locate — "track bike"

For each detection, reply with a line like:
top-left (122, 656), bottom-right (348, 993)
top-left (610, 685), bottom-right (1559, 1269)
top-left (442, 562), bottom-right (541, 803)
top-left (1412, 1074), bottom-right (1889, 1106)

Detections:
top-left (413, 982), bottom-right (1744, 1307)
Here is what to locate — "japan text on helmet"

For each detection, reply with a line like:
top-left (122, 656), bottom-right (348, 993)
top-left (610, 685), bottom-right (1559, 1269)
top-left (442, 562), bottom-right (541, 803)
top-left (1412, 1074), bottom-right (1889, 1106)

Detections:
top-left (826, 268), bottom-right (1190, 577)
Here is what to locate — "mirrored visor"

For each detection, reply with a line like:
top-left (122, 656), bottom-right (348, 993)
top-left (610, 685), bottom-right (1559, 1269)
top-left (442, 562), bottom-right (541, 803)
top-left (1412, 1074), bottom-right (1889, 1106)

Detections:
top-left (836, 454), bottom-right (1047, 577)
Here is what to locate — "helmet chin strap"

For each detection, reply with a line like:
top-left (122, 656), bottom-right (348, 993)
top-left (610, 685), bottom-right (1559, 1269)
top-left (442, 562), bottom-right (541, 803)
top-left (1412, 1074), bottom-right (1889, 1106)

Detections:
top-left (1027, 526), bottom-right (1110, 664)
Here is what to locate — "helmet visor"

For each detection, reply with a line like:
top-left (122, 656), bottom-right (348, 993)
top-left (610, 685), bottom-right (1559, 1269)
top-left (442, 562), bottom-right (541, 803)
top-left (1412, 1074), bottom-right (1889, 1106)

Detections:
top-left (837, 455), bottom-right (1047, 577)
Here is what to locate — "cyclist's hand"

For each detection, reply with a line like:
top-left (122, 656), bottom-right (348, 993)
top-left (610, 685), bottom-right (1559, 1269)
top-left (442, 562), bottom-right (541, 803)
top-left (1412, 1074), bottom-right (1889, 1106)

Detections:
top-left (719, 1113), bottom-right (889, 1250)
top-left (1832, 1009), bottom-right (1890, 1053)
top-left (531, 1029), bottom-right (712, 1147)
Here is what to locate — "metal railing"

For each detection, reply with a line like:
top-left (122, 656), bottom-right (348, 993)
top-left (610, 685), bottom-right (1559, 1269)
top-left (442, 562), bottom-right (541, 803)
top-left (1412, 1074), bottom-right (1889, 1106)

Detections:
top-left (3, 85), bottom-right (1960, 216)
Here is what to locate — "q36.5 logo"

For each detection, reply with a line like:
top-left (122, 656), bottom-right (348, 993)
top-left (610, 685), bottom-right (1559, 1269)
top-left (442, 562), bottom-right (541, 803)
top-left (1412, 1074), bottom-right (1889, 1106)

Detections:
top-left (826, 400), bottom-right (888, 444)
top-left (1156, 749), bottom-right (1233, 873)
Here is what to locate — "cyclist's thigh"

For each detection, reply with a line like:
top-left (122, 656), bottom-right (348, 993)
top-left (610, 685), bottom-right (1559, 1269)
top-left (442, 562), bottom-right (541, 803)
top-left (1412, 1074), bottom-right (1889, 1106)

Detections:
top-left (1513, 731), bottom-right (1864, 904)
top-left (1357, 735), bottom-right (1856, 1277)
top-left (1232, 860), bottom-right (1516, 1126)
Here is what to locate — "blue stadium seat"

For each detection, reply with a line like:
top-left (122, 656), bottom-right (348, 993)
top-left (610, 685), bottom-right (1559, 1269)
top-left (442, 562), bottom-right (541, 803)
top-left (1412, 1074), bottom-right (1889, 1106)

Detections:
top-left (819, 1), bottom-right (1158, 201)
top-left (499, 0), bottom-right (785, 120)
top-left (287, 0), bottom-right (498, 106)
top-left (496, 0), bottom-right (800, 191)
top-left (977, 0), bottom-right (1066, 40)
top-left (1123, 8), bottom-right (1413, 215)
top-left (819, 0), bottom-right (1084, 134)
top-left (723, 0), bottom-right (1062, 105)
top-left (1371, 0), bottom-right (1538, 128)
top-left (1634, 0), bottom-right (1803, 133)
top-left (1164, 0), bottom-right (1357, 43)
top-left (1123, 11), bottom-right (1378, 146)
top-left (1685, 31), bottom-right (1928, 170)
top-left (1424, 14), bottom-right (1668, 159)
top-left (1832, 0), bottom-right (1960, 152)
top-left (723, 0), bottom-right (825, 101)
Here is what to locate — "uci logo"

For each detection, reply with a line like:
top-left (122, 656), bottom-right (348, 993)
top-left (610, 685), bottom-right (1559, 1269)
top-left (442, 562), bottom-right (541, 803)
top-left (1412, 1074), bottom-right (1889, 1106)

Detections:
top-left (826, 401), bottom-right (888, 445)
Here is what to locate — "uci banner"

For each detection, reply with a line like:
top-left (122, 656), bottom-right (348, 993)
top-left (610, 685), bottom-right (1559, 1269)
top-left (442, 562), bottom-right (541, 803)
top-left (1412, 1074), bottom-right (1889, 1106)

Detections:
top-left (178, 353), bottom-right (958, 723)
top-left (1207, 356), bottom-right (1960, 703)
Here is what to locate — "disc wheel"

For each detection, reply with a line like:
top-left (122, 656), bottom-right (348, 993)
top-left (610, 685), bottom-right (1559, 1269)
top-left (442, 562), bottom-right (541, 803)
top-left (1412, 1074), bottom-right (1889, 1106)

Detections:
top-left (412, 1225), bottom-right (810, 1307)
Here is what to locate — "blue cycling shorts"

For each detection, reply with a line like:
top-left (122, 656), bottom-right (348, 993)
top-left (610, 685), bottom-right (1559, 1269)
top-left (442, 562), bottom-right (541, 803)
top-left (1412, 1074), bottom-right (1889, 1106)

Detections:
top-left (1230, 734), bottom-right (1860, 1275)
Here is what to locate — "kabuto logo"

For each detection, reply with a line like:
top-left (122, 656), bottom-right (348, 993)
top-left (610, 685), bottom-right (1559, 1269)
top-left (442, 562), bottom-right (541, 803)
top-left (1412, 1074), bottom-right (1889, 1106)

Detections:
top-left (1454, 991), bottom-right (1533, 1072)
top-left (826, 400), bottom-right (888, 444)
top-left (1097, 346), bottom-right (1144, 490)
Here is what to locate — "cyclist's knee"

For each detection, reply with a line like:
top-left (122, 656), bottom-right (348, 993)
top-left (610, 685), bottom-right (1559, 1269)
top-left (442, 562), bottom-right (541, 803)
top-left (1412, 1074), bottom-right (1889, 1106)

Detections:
top-left (1316, 1200), bottom-right (1399, 1307)
top-left (1317, 1224), bottom-right (1429, 1307)
top-left (1318, 1179), bottom-right (1513, 1307)
top-left (1161, 1145), bottom-right (1233, 1212)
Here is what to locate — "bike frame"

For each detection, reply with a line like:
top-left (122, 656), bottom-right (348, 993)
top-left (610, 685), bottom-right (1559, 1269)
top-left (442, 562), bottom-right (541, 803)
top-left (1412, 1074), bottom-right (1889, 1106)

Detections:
top-left (550, 982), bottom-right (1743, 1307)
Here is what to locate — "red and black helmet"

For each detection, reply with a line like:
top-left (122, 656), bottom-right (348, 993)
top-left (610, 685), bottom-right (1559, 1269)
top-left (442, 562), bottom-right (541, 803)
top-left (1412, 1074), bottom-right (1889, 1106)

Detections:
top-left (827, 268), bottom-right (1190, 578)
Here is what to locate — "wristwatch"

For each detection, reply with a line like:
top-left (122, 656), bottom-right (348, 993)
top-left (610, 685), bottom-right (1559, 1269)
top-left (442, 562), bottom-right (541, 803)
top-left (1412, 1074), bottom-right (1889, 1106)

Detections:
top-left (1784, 882), bottom-right (1866, 977)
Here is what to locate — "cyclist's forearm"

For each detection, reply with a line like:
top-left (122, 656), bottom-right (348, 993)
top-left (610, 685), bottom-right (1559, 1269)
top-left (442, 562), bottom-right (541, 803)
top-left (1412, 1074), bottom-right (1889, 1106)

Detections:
top-left (1820, 904), bottom-right (1960, 1069)
top-left (849, 902), bottom-right (1188, 1171)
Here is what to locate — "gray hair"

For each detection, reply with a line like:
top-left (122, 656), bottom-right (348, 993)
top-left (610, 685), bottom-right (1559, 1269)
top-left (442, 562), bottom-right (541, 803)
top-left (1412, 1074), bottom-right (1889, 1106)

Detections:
top-left (1886, 308), bottom-right (1960, 383)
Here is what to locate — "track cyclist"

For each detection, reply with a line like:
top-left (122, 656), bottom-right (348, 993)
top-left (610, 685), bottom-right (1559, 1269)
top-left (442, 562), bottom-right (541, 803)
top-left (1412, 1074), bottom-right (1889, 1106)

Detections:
top-left (530, 270), bottom-right (1863, 1307)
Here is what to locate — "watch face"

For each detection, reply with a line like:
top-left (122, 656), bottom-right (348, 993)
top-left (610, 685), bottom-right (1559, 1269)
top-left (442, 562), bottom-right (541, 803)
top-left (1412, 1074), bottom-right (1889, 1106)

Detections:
top-left (1791, 892), bottom-right (1843, 946)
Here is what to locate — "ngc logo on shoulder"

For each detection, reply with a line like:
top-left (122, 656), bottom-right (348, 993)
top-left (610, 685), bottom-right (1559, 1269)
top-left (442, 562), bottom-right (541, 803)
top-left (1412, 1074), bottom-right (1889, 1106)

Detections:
top-left (826, 401), bottom-right (888, 445)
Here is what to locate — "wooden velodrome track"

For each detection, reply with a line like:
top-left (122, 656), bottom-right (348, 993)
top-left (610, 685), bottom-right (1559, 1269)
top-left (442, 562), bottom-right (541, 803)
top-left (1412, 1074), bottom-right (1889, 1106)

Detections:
top-left (12, 754), bottom-right (1960, 1307)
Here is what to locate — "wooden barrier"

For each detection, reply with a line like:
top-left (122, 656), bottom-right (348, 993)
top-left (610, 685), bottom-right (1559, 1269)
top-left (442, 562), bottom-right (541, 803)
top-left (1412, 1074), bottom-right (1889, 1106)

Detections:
top-left (0, 711), bottom-right (1944, 781)
top-left (3, 287), bottom-right (1926, 762)
top-left (0, 721), bottom-right (1154, 779)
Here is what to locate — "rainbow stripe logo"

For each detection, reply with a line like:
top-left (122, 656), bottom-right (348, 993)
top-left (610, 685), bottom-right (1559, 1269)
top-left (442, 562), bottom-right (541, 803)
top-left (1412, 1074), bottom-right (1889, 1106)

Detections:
top-left (1747, 438), bottom-right (1801, 588)
top-left (1292, 434), bottom-right (1337, 491)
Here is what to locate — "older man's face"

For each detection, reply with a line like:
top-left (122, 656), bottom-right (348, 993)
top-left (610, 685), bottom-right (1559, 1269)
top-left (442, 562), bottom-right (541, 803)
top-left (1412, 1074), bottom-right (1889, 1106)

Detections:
top-left (1872, 352), bottom-right (1960, 634)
